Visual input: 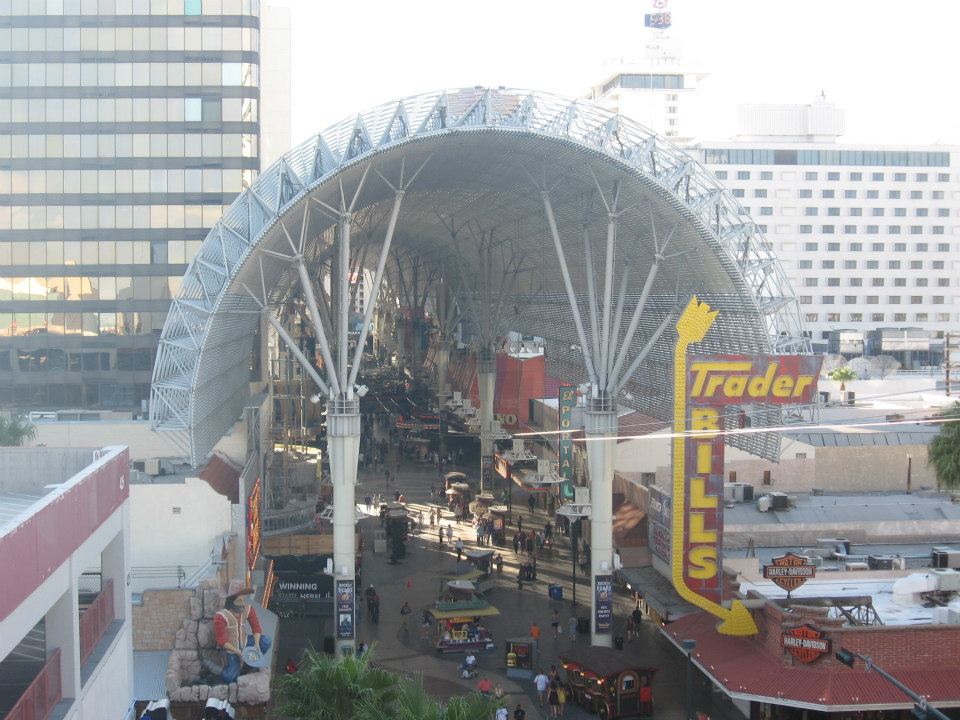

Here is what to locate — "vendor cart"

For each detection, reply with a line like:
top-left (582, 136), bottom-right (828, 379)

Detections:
top-left (427, 600), bottom-right (499, 654)
top-left (560, 648), bottom-right (657, 720)
top-left (487, 505), bottom-right (509, 545)
top-left (445, 482), bottom-right (471, 513)
top-left (504, 636), bottom-right (537, 679)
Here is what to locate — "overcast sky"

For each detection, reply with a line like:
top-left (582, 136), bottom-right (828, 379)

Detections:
top-left (282, 0), bottom-right (960, 149)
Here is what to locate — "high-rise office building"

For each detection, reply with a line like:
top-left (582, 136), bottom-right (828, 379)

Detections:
top-left (691, 98), bottom-right (960, 356)
top-left (0, 0), bottom-right (289, 410)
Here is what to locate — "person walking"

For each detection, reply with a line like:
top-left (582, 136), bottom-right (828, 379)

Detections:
top-left (420, 609), bottom-right (432, 640)
top-left (530, 621), bottom-right (541, 651)
top-left (400, 601), bottom-right (412, 636)
top-left (517, 514), bottom-right (523, 532)
top-left (567, 615), bottom-right (578, 641)
top-left (534, 669), bottom-right (549, 707)
top-left (551, 609), bottom-right (561, 639)
top-left (429, 508), bottom-right (436, 526)
top-left (447, 524), bottom-right (453, 543)
top-left (548, 677), bottom-right (561, 718)
top-left (527, 493), bottom-right (536, 514)
top-left (512, 532), bottom-right (521, 554)
top-left (455, 537), bottom-right (464, 563)
top-left (438, 525), bottom-right (444, 547)
top-left (476, 522), bottom-right (483, 545)
top-left (513, 704), bottom-right (526, 720)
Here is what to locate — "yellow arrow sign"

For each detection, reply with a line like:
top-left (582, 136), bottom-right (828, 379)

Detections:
top-left (671, 296), bottom-right (758, 636)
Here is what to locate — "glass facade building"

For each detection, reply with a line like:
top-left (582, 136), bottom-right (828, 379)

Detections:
top-left (0, 0), bottom-right (261, 409)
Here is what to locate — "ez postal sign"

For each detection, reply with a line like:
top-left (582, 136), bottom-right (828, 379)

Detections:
top-left (671, 297), bottom-right (821, 636)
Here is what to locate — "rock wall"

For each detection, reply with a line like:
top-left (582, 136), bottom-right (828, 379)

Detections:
top-left (133, 588), bottom-right (194, 651)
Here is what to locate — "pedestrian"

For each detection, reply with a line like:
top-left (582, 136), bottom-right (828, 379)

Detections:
top-left (527, 494), bottom-right (536, 514)
top-left (558, 680), bottom-right (567, 716)
top-left (517, 570), bottom-right (523, 592)
top-left (496, 706), bottom-right (508, 720)
top-left (548, 677), bottom-right (561, 718)
top-left (544, 521), bottom-right (552, 543)
top-left (525, 535), bottom-right (534, 556)
top-left (534, 669), bottom-right (549, 707)
top-left (514, 704), bottom-right (526, 720)
top-left (476, 523), bottom-right (483, 545)
top-left (400, 601), bottom-right (412, 635)
top-left (429, 508), bottom-right (436, 526)
top-left (447, 524), bottom-right (453, 542)
top-left (551, 609), bottom-right (561, 639)
top-left (455, 537), bottom-right (464, 562)
top-left (421, 609), bottom-right (432, 639)
top-left (430, 483), bottom-right (436, 501)
top-left (530, 621), bottom-right (541, 650)
top-left (438, 526), bottom-right (444, 547)
top-left (568, 615), bottom-right (578, 641)
top-left (512, 533), bottom-right (521, 554)
top-left (495, 552), bottom-right (504, 577)
top-left (517, 514), bottom-right (523, 532)
top-left (632, 601), bottom-right (643, 628)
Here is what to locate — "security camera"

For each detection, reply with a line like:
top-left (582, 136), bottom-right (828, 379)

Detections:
top-left (354, 384), bottom-right (369, 398)
top-left (577, 383), bottom-right (591, 395)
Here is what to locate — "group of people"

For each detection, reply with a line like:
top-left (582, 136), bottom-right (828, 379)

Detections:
top-left (511, 525), bottom-right (551, 558)
top-left (474, 516), bottom-right (497, 545)
top-left (534, 665), bottom-right (569, 718)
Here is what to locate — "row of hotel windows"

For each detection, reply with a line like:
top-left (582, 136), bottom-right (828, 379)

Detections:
top-left (0, 275), bottom-right (183, 300)
top-left (0, 25), bottom-right (258, 51)
top-left (796, 259), bottom-right (946, 270)
top-left (0, 349), bottom-right (154, 374)
top-left (0, 97), bottom-right (258, 123)
top-left (2, 0), bottom-right (258, 15)
top-left (0, 61), bottom-right (258, 87)
top-left (790, 225), bottom-right (947, 236)
top-left (0, 203), bottom-right (230, 229)
top-left (1, 168), bottom-right (248, 194)
top-left (753, 208), bottom-right (952, 219)
top-left (800, 296), bottom-right (947, 305)
top-left (806, 313), bottom-right (951, 323)
top-left (797, 240), bottom-right (950, 251)
top-left (0, 133), bottom-right (258, 159)
top-left (703, 149), bottom-right (951, 168)
top-left (802, 278), bottom-right (950, 288)
top-left (0, 240), bottom-right (202, 264)
top-left (731, 188), bottom-right (949, 200)
top-left (715, 170), bottom-right (952, 182)
top-left (0, 311), bottom-right (167, 337)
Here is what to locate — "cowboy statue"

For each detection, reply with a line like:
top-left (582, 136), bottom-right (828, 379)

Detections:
top-left (209, 586), bottom-right (272, 683)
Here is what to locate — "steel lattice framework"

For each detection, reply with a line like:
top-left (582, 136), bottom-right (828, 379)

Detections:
top-left (150, 87), bottom-right (809, 466)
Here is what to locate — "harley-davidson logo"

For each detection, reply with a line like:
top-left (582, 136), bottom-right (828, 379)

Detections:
top-left (782, 624), bottom-right (830, 663)
top-left (763, 552), bottom-right (816, 593)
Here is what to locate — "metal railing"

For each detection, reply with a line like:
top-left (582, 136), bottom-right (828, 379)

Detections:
top-left (79, 579), bottom-right (114, 666)
top-left (6, 648), bottom-right (62, 720)
top-left (262, 505), bottom-right (317, 536)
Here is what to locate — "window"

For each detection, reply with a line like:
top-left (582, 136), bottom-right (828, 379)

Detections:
top-left (732, 189), bottom-right (745, 197)
top-left (737, 171), bottom-right (751, 180)
top-left (828, 172), bottom-right (840, 181)
top-left (933, 296), bottom-right (945, 304)
top-left (805, 172), bottom-right (818, 181)
top-left (843, 260), bottom-right (857, 269)
top-left (872, 208), bottom-right (885, 217)
top-left (872, 173), bottom-right (884, 181)
top-left (844, 190), bottom-right (857, 199)
top-left (889, 190), bottom-right (901, 199)
top-left (184, 97), bottom-right (201, 121)
top-left (866, 296), bottom-right (879, 304)
top-left (895, 208), bottom-right (907, 217)
top-left (804, 313), bottom-right (818, 322)
top-left (754, 189), bottom-right (767, 198)
top-left (894, 242), bottom-right (906, 251)
top-left (849, 313), bottom-right (863, 322)
top-left (915, 278), bottom-right (928, 287)
top-left (827, 314), bottom-right (840, 323)
top-left (917, 173), bottom-right (928, 182)
top-left (799, 189), bottom-right (813, 198)
top-left (938, 278), bottom-right (950, 287)
top-left (909, 295), bottom-right (922, 305)
top-left (804, 207), bottom-right (818, 216)
top-left (915, 241), bottom-right (928, 250)
top-left (933, 227), bottom-right (945, 235)
top-left (849, 278), bottom-right (862, 287)
top-left (867, 225), bottom-right (879, 234)
top-left (866, 260), bottom-right (879, 269)
top-left (911, 260), bottom-right (923, 269)
top-left (824, 227), bottom-right (836, 235)
top-left (849, 243), bottom-right (862, 251)
top-left (873, 313), bottom-right (886, 322)
top-left (895, 278), bottom-right (907, 287)
top-left (798, 260), bottom-right (813, 269)
top-left (849, 208), bottom-right (862, 216)
top-left (938, 313), bottom-right (951, 322)
top-left (916, 208), bottom-right (928, 217)
top-left (850, 172), bottom-right (862, 181)
top-left (888, 261), bottom-right (901, 269)
top-left (760, 171), bottom-right (773, 180)
top-left (889, 226), bottom-right (902, 235)
top-left (933, 190), bottom-right (945, 199)
top-left (844, 296), bottom-right (857, 304)
top-left (844, 225), bottom-right (857, 234)
top-left (894, 172), bottom-right (906, 181)
top-left (799, 295), bottom-right (813, 304)
top-left (800, 227), bottom-right (813, 236)
top-left (871, 243), bottom-right (884, 252)
top-left (822, 190), bottom-right (835, 198)
top-left (804, 278), bottom-right (819, 287)
top-left (916, 313), bottom-right (929, 322)
top-left (867, 190), bottom-right (879, 199)
top-left (714, 171), bottom-right (727, 180)
top-left (828, 208), bottom-right (840, 216)
top-left (889, 296), bottom-right (901, 304)
top-left (827, 242), bottom-right (840, 250)
top-left (760, 207), bottom-right (773, 215)
top-left (872, 278), bottom-right (885, 286)
top-left (938, 208), bottom-right (949, 217)
top-left (185, 0), bottom-right (202, 13)
top-left (937, 173), bottom-right (950, 182)
top-left (822, 296), bottom-right (835, 304)
top-left (933, 260), bottom-right (945, 269)
top-left (894, 313), bottom-right (907, 322)
top-left (804, 241), bottom-right (818, 251)
top-left (821, 260), bottom-right (835, 269)
top-left (827, 278), bottom-right (840, 287)
top-left (910, 191), bottom-right (923, 200)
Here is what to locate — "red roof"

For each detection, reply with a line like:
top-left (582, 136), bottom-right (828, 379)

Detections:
top-left (199, 454), bottom-right (241, 504)
top-left (664, 612), bottom-right (960, 710)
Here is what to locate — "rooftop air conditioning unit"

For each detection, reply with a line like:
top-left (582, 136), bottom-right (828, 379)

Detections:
top-left (931, 569), bottom-right (960, 592)
top-left (724, 483), bottom-right (737, 501)
top-left (867, 556), bottom-right (895, 571)
top-left (740, 484), bottom-right (754, 502)
top-left (769, 492), bottom-right (789, 511)
top-left (144, 458), bottom-right (162, 476)
top-left (807, 555), bottom-right (824, 569)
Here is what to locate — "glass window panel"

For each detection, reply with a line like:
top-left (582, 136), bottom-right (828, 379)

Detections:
top-left (184, 97), bottom-right (201, 121)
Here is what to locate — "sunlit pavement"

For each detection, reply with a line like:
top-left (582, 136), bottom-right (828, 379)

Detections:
top-left (273, 430), bottom-right (745, 720)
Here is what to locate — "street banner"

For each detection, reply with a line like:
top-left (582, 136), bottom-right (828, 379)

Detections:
top-left (594, 575), bottom-right (613, 633)
top-left (558, 384), bottom-right (575, 499)
top-left (336, 579), bottom-right (354, 639)
top-left (648, 486), bottom-right (672, 565)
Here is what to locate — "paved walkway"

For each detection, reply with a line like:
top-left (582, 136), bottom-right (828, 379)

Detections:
top-left (346, 433), bottom-right (746, 720)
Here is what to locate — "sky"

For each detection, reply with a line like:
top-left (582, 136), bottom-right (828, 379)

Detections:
top-left (280, 0), bottom-right (960, 150)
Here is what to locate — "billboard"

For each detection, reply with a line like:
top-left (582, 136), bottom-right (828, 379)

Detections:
top-left (558, 384), bottom-right (576, 500)
top-left (648, 486), bottom-right (672, 566)
top-left (671, 297), bottom-right (820, 636)
top-left (336, 579), bottom-right (355, 639)
top-left (594, 575), bottom-right (613, 633)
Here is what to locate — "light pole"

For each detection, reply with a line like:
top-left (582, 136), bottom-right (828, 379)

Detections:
top-left (836, 649), bottom-right (949, 720)
top-left (682, 638), bottom-right (697, 720)
top-left (906, 454), bottom-right (913, 493)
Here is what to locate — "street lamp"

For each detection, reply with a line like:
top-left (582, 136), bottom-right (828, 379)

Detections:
top-left (836, 648), bottom-right (948, 720)
top-left (682, 638), bottom-right (697, 720)
top-left (906, 454), bottom-right (913, 494)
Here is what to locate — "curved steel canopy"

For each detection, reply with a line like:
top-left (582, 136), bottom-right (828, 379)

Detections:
top-left (150, 87), bottom-right (808, 466)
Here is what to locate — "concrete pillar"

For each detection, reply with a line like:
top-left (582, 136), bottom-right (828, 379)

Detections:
top-left (46, 564), bottom-right (80, 700)
top-left (584, 395), bottom-right (616, 648)
top-left (100, 504), bottom-right (130, 622)
top-left (436, 344), bottom-right (450, 456)
top-left (477, 348), bottom-right (496, 493)
top-left (327, 395), bottom-right (360, 657)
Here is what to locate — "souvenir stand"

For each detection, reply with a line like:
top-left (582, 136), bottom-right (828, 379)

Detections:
top-left (428, 598), bottom-right (499, 654)
top-left (504, 636), bottom-right (537, 679)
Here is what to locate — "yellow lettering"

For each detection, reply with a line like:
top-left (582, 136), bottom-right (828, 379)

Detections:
top-left (696, 443), bottom-right (712, 474)
top-left (723, 375), bottom-right (747, 398)
top-left (690, 477), bottom-right (718, 509)
top-left (705, 374), bottom-right (725, 398)
top-left (772, 375), bottom-right (794, 397)
top-left (792, 375), bottom-right (813, 398)
top-left (689, 512), bottom-right (717, 542)
top-left (747, 362), bottom-right (778, 397)
top-left (691, 408), bottom-right (719, 435)
top-left (688, 546), bottom-right (718, 579)
top-left (689, 361), bottom-right (753, 397)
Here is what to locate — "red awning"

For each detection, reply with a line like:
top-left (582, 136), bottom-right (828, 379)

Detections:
top-left (198, 453), bottom-right (241, 503)
top-left (663, 612), bottom-right (960, 711)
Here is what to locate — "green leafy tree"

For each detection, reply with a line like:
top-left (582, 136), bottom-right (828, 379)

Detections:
top-left (278, 647), bottom-right (399, 720)
top-left (359, 674), bottom-right (500, 720)
top-left (827, 366), bottom-right (857, 393)
top-left (0, 414), bottom-right (36, 446)
top-left (927, 403), bottom-right (960, 491)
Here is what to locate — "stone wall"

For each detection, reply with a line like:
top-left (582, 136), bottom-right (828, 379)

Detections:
top-left (133, 588), bottom-right (194, 651)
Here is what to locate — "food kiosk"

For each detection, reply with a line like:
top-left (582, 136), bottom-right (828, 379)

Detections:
top-left (428, 599), bottom-right (499, 654)
top-left (445, 482), bottom-right (471, 513)
top-left (504, 636), bottom-right (537, 679)
top-left (487, 505), bottom-right (509, 545)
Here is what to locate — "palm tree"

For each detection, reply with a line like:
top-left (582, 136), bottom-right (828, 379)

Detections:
top-left (827, 366), bottom-right (857, 395)
top-left (0, 414), bottom-right (36, 446)
top-left (927, 402), bottom-right (960, 491)
top-left (278, 647), bottom-right (399, 720)
top-left (358, 674), bottom-right (500, 720)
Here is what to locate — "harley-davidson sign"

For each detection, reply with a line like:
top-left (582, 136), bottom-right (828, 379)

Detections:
top-left (763, 553), bottom-right (816, 593)
top-left (781, 624), bottom-right (830, 663)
